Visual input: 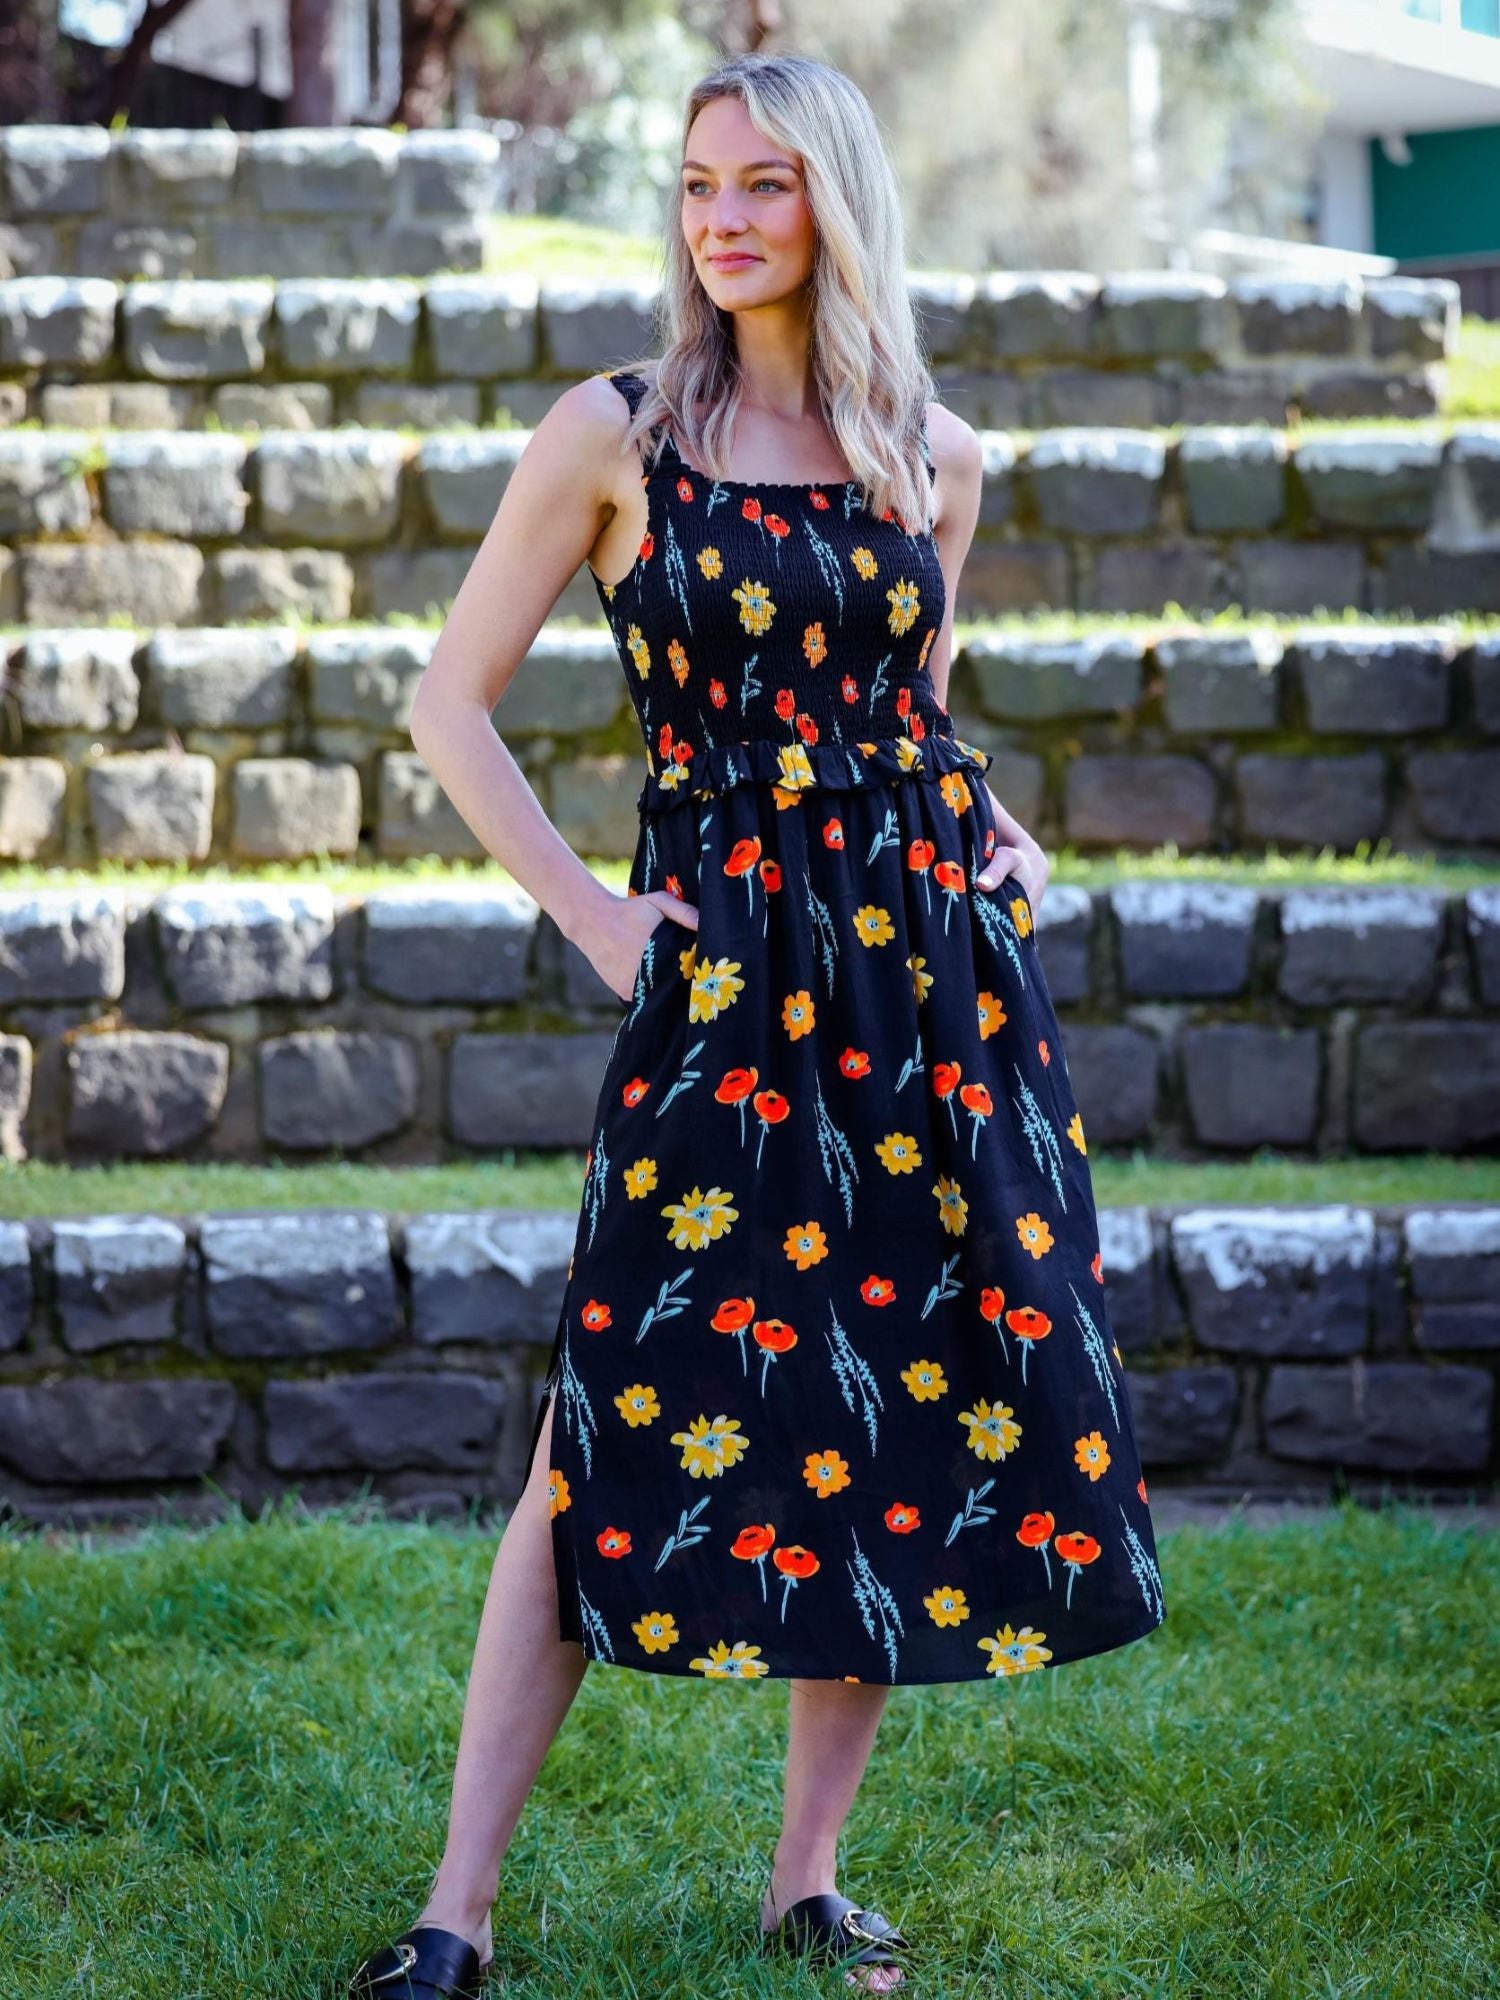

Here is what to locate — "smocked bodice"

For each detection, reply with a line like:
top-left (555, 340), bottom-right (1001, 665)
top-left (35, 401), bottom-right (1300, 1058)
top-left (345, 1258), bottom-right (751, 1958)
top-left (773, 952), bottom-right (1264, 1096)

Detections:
top-left (592, 369), bottom-right (987, 814)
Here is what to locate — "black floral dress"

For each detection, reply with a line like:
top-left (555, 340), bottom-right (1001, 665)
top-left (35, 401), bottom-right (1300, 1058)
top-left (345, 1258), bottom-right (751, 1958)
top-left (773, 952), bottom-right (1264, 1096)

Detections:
top-left (522, 368), bottom-right (1164, 1684)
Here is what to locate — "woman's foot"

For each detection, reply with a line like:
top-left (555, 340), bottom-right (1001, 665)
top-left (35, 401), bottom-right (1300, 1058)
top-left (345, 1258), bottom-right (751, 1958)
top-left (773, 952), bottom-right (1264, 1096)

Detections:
top-left (760, 1870), bottom-right (906, 1992)
top-left (412, 1890), bottom-right (494, 1976)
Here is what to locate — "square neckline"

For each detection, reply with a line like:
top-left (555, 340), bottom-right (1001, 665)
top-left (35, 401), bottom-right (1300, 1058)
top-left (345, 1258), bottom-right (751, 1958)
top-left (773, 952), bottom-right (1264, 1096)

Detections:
top-left (607, 367), bottom-right (934, 494)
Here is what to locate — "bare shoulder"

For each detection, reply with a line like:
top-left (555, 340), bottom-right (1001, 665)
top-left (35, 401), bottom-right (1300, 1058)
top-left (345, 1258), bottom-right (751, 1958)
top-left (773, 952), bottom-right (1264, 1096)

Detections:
top-left (924, 399), bottom-right (983, 479)
top-left (523, 372), bottom-right (640, 502)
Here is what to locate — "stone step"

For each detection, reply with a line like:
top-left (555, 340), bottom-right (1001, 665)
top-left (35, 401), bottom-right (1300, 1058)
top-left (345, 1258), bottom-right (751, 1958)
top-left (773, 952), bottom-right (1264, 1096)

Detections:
top-left (2, 620), bottom-right (1499, 865)
top-left (1, 418), bottom-right (1496, 631)
top-left (0, 268), bottom-right (1455, 428)
top-left (0, 128), bottom-right (497, 282)
top-left (0, 878), bottom-right (1496, 1164)
top-left (0, 1199), bottom-right (1494, 1523)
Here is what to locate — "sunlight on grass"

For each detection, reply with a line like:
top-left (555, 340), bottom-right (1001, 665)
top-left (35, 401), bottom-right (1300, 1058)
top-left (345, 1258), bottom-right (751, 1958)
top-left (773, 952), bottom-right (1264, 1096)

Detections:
top-left (1444, 313), bottom-right (1500, 421)
top-left (0, 1503), bottom-right (1494, 1998)
top-left (1, 1152), bottom-right (1496, 1219)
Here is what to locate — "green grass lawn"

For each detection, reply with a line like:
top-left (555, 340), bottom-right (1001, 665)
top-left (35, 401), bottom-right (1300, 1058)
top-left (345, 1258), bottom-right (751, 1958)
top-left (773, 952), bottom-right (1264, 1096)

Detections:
top-left (0, 1504), bottom-right (1494, 1998)
top-left (2, 1151), bottom-right (1499, 1219)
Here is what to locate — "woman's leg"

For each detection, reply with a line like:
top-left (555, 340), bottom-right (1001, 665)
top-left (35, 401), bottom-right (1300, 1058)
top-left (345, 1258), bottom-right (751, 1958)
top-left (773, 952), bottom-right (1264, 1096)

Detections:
top-left (760, 1680), bottom-right (906, 1992)
top-left (413, 1395), bottom-right (588, 1960)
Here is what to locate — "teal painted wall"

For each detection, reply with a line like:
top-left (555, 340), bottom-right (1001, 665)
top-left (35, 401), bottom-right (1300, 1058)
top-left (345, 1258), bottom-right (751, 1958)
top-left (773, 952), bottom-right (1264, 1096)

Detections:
top-left (1370, 123), bottom-right (1500, 259)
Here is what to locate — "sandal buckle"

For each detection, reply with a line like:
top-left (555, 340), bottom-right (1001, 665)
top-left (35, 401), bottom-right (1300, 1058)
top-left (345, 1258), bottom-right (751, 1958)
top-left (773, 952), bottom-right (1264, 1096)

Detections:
top-left (359, 1942), bottom-right (418, 1986)
top-left (842, 1909), bottom-right (882, 1944)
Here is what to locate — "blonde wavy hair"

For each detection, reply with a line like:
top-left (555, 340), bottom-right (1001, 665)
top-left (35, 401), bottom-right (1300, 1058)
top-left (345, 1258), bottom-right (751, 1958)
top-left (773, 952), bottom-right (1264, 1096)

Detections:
top-left (616, 51), bottom-right (939, 535)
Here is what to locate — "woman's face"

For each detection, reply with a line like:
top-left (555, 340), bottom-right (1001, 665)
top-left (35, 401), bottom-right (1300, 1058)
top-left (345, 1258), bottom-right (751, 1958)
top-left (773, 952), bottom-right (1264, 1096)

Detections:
top-left (680, 94), bottom-right (816, 312)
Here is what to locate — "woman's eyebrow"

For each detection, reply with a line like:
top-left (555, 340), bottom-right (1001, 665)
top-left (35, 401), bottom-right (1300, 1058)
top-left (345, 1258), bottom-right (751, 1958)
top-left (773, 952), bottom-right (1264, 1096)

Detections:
top-left (680, 158), bottom-right (801, 174)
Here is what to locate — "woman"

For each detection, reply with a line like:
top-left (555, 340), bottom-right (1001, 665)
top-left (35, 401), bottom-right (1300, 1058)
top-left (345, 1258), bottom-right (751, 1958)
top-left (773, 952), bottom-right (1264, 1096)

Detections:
top-left (349, 50), bottom-right (1163, 2000)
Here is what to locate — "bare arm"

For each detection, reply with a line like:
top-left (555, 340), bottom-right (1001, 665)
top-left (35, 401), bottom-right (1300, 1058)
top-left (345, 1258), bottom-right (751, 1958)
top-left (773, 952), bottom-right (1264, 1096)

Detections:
top-left (925, 403), bottom-right (1050, 911)
top-left (407, 379), bottom-right (700, 1001)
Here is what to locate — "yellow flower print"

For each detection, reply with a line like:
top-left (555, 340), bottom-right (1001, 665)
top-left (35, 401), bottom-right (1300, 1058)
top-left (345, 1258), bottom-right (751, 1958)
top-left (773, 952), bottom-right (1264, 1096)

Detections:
top-left (626, 624), bottom-right (650, 679)
top-left (1067, 1111), bottom-right (1086, 1154)
top-left (1016, 1211), bottom-right (1054, 1259)
top-left (894, 735), bottom-right (924, 773)
top-left (875, 1132), bottom-right (923, 1175)
top-left (908, 953), bottom-right (934, 1006)
top-left (938, 769), bottom-right (974, 815)
top-left (614, 1383), bottom-right (661, 1427)
top-left (977, 990), bottom-right (1007, 1040)
top-left (901, 1358), bottom-right (949, 1401)
top-left (633, 1610), bottom-right (679, 1653)
top-left (548, 1468), bottom-right (571, 1518)
top-left (671, 1412), bottom-right (750, 1478)
top-left (978, 1623), bottom-right (1052, 1676)
top-left (853, 904), bottom-right (895, 947)
top-left (662, 1185), bottom-right (739, 1251)
top-left (690, 1638), bottom-right (769, 1678)
top-left (803, 621), bottom-right (827, 667)
top-left (934, 1174), bottom-right (969, 1236)
top-left (697, 546), bottom-right (723, 579)
top-left (851, 546), bottom-right (878, 580)
top-left (624, 1157), bottom-right (658, 1199)
top-left (1075, 1430), bottom-right (1111, 1482)
top-left (1010, 896), bottom-right (1033, 938)
top-left (959, 1397), bottom-right (1022, 1461)
top-left (776, 741), bottom-right (816, 791)
top-left (732, 579), bottom-right (776, 635)
top-left (924, 1585), bottom-right (970, 1628)
top-left (690, 956), bottom-right (745, 1023)
top-left (887, 577), bottom-right (921, 635)
top-left (803, 1448), bottom-right (852, 1498)
top-left (784, 1219), bottom-right (829, 1270)
top-left (782, 989), bottom-right (816, 1039)
top-left (601, 580), bottom-right (617, 603)
top-left (667, 638), bottom-right (690, 687)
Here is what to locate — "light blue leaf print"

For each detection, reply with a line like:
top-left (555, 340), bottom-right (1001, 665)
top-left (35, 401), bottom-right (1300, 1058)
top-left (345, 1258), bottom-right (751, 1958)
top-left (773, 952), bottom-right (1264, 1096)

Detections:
top-left (1070, 1281), bottom-right (1120, 1430)
top-left (864, 803), bottom-right (900, 865)
top-left (635, 1266), bottom-right (695, 1343)
top-left (705, 479), bottom-right (733, 519)
top-left (944, 1477), bottom-right (998, 1547)
top-left (840, 745), bottom-right (868, 789)
top-left (971, 888), bottom-right (1027, 990)
top-left (920, 1252), bottom-right (963, 1320)
top-left (824, 1295), bottom-right (884, 1452)
top-left (1011, 1065), bottom-right (1068, 1213)
top-left (739, 652), bottom-right (763, 714)
top-left (813, 1067), bottom-right (859, 1223)
top-left (582, 1121), bottom-right (610, 1250)
top-left (662, 510), bottom-right (694, 633)
top-left (867, 651), bottom-right (894, 719)
top-left (894, 1029), bottom-right (926, 1094)
top-left (655, 1493), bottom-right (713, 1569)
top-left (801, 518), bottom-right (847, 621)
top-left (847, 1527), bottom-right (905, 1681)
top-left (557, 1315), bottom-right (599, 1479)
top-left (577, 1586), bottom-right (616, 1662)
top-left (655, 1036), bottom-right (707, 1119)
top-left (807, 871), bottom-right (840, 997)
top-left (1119, 1505), bottom-right (1165, 1622)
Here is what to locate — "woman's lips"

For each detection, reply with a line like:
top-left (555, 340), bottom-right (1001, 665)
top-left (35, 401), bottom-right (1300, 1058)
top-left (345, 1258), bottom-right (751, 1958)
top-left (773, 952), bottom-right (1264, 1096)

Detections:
top-left (710, 253), bottom-right (760, 268)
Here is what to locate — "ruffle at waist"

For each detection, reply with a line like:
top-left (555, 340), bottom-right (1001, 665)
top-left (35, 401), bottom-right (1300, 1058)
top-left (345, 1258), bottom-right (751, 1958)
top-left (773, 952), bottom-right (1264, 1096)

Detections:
top-left (633, 727), bottom-right (995, 815)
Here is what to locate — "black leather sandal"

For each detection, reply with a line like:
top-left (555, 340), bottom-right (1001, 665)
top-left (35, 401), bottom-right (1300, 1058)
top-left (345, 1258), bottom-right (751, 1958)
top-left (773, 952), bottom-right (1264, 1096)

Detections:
top-left (761, 1891), bottom-right (912, 1979)
top-left (347, 1923), bottom-right (493, 1999)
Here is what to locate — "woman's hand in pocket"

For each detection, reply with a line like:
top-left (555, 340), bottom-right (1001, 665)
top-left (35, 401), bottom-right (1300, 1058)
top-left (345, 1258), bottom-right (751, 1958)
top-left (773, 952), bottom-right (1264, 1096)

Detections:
top-left (975, 782), bottom-right (1050, 912)
top-left (593, 888), bottom-right (700, 1003)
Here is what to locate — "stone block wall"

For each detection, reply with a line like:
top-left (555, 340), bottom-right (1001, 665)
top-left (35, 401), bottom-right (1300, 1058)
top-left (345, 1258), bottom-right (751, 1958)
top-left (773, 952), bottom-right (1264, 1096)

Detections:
top-left (0, 267), bottom-right (1458, 429)
top-left (1, 881), bottom-right (1497, 1164)
top-left (0, 129), bottom-right (499, 281)
top-left (4, 623), bottom-right (1500, 866)
top-left (0, 1202), bottom-right (1493, 1524)
top-left (1, 420), bottom-right (1497, 637)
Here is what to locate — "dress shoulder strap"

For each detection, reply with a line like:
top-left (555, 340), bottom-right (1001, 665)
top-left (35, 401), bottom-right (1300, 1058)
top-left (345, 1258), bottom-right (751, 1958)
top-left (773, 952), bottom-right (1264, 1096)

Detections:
top-left (602, 368), bottom-right (681, 471)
